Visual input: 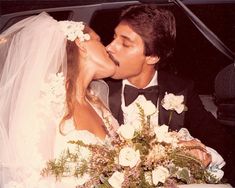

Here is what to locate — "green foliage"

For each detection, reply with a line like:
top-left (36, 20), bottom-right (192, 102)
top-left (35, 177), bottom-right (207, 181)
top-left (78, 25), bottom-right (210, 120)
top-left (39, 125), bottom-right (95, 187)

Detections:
top-left (176, 168), bottom-right (190, 183)
top-left (169, 148), bottom-right (219, 184)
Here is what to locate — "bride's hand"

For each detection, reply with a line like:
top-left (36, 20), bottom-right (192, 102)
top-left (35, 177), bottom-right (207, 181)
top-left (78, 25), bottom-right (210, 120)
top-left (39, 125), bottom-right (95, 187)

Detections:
top-left (178, 139), bottom-right (212, 167)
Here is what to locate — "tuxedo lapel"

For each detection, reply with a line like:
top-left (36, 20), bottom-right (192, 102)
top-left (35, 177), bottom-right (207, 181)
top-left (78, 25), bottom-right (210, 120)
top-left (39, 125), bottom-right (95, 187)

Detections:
top-left (107, 79), bottom-right (124, 124)
top-left (158, 82), bottom-right (168, 126)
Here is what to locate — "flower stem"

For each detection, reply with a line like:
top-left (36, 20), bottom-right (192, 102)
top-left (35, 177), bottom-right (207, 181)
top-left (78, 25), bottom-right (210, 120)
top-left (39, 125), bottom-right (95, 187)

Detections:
top-left (147, 115), bottom-right (150, 127)
top-left (168, 110), bottom-right (173, 125)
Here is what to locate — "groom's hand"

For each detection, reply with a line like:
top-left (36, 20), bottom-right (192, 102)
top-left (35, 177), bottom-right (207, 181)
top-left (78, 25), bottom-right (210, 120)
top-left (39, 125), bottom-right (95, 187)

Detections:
top-left (178, 139), bottom-right (212, 167)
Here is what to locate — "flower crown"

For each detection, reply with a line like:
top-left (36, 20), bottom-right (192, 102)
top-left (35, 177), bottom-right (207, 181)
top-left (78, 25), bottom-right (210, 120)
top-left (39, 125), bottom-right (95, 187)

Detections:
top-left (59, 20), bottom-right (90, 42)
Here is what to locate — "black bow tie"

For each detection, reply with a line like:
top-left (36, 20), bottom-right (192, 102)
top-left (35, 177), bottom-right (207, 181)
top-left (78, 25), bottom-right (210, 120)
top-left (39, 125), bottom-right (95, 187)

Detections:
top-left (124, 85), bottom-right (159, 106)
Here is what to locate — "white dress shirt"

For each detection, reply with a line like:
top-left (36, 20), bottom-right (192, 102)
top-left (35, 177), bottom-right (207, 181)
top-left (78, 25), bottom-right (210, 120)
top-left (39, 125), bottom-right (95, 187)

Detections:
top-left (121, 71), bottom-right (159, 126)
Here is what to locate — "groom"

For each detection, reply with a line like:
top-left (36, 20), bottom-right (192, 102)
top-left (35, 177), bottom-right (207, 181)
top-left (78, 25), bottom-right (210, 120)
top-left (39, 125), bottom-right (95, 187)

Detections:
top-left (105, 4), bottom-right (235, 184)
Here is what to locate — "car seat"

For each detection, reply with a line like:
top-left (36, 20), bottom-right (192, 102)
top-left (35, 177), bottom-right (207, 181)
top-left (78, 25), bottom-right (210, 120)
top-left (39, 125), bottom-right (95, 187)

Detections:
top-left (214, 63), bottom-right (235, 127)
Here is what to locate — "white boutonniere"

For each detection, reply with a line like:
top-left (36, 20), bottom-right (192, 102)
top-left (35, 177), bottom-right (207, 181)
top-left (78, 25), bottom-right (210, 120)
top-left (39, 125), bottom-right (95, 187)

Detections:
top-left (161, 92), bottom-right (187, 124)
top-left (161, 92), bottom-right (187, 113)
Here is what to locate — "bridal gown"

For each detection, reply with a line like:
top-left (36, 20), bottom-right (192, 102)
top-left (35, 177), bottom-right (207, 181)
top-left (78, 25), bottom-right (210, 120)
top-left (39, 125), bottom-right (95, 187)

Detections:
top-left (1, 74), bottom-right (119, 188)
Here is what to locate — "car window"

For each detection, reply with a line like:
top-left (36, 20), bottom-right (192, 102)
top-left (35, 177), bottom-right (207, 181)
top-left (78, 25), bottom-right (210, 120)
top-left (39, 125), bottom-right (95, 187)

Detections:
top-left (0, 11), bottom-right (72, 33)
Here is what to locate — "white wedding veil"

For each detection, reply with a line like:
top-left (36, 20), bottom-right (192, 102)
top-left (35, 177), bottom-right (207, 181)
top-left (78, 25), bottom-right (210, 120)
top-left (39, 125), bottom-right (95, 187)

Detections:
top-left (0, 12), bottom-right (68, 187)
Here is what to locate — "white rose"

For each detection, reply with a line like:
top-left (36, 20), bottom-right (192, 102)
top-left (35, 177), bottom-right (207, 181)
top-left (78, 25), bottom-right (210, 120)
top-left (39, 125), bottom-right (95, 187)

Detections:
top-left (143, 100), bottom-right (156, 116)
top-left (123, 95), bottom-right (156, 126)
top-left (131, 119), bottom-right (142, 132)
top-left (175, 105), bottom-right (184, 114)
top-left (119, 147), bottom-right (140, 168)
top-left (152, 166), bottom-right (170, 185)
top-left (108, 171), bottom-right (125, 188)
top-left (134, 95), bottom-right (156, 116)
top-left (123, 112), bottom-right (142, 132)
top-left (123, 111), bottom-right (141, 132)
top-left (162, 93), bottom-right (185, 114)
top-left (118, 123), bottom-right (135, 140)
top-left (154, 125), bottom-right (178, 145)
top-left (154, 124), bottom-right (169, 142)
top-left (123, 101), bottom-right (139, 120)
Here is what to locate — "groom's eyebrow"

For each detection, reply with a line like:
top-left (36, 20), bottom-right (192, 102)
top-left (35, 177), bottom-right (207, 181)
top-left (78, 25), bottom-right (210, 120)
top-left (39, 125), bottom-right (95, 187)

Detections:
top-left (120, 35), bottom-right (134, 43)
top-left (114, 32), bottom-right (134, 43)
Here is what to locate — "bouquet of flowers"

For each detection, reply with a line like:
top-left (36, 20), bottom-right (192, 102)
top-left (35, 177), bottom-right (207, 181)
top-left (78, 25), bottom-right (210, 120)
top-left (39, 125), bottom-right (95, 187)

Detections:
top-left (41, 93), bottom-right (221, 188)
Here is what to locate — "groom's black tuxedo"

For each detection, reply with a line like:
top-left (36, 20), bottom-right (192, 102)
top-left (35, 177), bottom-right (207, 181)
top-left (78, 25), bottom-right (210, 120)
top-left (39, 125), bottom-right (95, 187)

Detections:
top-left (106, 71), bottom-right (235, 184)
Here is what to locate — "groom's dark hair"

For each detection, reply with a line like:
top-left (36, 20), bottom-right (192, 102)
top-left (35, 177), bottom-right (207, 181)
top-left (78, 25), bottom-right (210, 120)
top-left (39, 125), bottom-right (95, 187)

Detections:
top-left (119, 4), bottom-right (176, 61)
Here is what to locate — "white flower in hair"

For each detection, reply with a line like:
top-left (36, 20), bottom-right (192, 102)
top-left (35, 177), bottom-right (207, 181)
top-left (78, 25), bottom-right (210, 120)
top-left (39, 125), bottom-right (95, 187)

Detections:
top-left (59, 20), bottom-right (90, 41)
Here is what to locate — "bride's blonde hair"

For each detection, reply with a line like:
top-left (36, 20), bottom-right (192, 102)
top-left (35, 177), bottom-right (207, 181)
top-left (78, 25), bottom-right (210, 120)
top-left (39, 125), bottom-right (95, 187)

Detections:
top-left (59, 38), bottom-right (108, 134)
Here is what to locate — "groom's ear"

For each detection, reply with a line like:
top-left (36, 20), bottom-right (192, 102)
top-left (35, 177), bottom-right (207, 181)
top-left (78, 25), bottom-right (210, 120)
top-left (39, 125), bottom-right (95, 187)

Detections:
top-left (146, 56), bottom-right (160, 65)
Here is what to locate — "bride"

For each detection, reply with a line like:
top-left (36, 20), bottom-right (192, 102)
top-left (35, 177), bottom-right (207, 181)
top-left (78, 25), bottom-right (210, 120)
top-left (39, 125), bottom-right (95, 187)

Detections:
top-left (0, 12), bottom-right (118, 187)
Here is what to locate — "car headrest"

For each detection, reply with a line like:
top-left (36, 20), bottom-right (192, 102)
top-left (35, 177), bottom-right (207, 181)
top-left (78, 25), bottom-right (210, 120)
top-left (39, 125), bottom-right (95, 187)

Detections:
top-left (215, 63), bottom-right (235, 100)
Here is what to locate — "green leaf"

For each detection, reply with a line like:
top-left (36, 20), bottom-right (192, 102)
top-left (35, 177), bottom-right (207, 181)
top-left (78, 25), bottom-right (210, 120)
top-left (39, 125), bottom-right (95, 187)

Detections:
top-left (176, 168), bottom-right (190, 183)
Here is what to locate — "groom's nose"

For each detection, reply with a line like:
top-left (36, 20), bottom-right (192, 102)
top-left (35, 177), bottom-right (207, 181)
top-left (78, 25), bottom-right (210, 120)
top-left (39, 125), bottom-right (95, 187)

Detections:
top-left (106, 42), bottom-right (120, 66)
top-left (106, 43), bottom-right (113, 53)
top-left (106, 38), bottom-right (119, 54)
